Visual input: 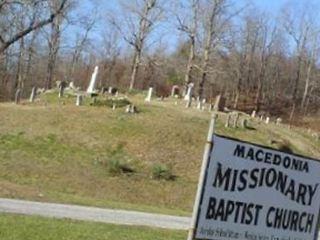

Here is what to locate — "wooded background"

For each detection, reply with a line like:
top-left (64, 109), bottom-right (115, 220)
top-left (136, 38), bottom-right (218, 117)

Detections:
top-left (1, 0), bottom-right (320, 118)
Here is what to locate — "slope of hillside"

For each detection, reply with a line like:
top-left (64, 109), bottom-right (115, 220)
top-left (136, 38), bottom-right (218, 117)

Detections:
top-left (0, 93), bottom-right (319, 216)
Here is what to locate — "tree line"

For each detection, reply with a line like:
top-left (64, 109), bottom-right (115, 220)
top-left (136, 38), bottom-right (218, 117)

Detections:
top-left (0, 0), bottom-right (319, 118)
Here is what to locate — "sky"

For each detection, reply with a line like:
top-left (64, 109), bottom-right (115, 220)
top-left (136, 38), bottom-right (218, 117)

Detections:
top-left (65, 0), bottom-right (319, 55)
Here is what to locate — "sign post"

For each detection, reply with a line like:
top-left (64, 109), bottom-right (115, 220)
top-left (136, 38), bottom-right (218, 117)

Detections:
top-left (187, 113), bottom-right (218, 240)
top-left (188, 127), bottom-right (320, 240)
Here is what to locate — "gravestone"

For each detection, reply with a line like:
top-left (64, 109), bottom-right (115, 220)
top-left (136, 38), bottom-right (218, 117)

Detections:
top-left (125, 104), bottom-right (137, 114)
top-left (208, 104), bottom-right (213, 112)
top-left (213, 95), bottom-right (226, 112)
top-left (145, 87), bottom-right (153, 102)
top-left (276, 118), bottom-right (282, 125)
top-left (251, 110), bottom-right (256, 118)
top-left (184, 83), bottom-right (194, 101)
top-left (233, 113), bottom-right (240, 128)
top-left (111, 88), bottom-right (118, 95)
top-left (15, 89), bottom-right (21, 104)
top-left (171, 85), bottom-right (180, 97)
top-left (101, 87), bottom-right (108, 94)
top-left (225, 114), bottom-right (231, 128)
top-left (265, 117), bottom-right (270, 124)
top-left (241, 118), bottom-right (249, 128)
top-left (87, 66), bottom-right (99, 94)
top-left (76, 94), bottom-right (83, 106)
top-left (58, 81), bottom-right (67, 98)
top-left (186, 98), bottom-right (192, 108)
top-left (69, 81), bottom-right (76, 90)
top-left (90, 97), bottom-right (97, 105)
top-left (29, 87), bottom-right (37, 103)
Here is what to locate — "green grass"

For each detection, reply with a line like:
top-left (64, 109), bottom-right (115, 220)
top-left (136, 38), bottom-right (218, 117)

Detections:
top-left (0, 93), bottom-right (319, 216)
top-left (0, 214), bottom-right (186, 240)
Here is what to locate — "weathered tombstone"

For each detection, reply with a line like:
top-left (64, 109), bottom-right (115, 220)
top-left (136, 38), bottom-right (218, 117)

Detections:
top-left (184, 83), bottom-right (194, 101)
top-left (15, 89), bottom-right (21, 104)
top-left (259, 115), bottom-right (264, 121)
top-left (251, 110), bottom-right (256, 118)
top-left (233, 113), bottom-right (240, 128)
top-left (76, 94), bottom-right (83, 106)
top-left (208, 104), bottom-right (213, 112)
top-left (225, 114), bottom-right (231, 128)
top-left (101, 87), bottom-right (108, 94)
top-left (186, 98), bottom-right (192, 108)
top-left (69, 81), bottom-right (76, 90)
top-left (37, 88), bottom-right (45, 95)
top-left (196, 97), bottom-right (201, 110)
top-left (110, 87), bottom-right (118, 95)
top-left (58, 81), bottom-right (67, 98)
top-left (112, 103), bottom-right (116, 110)
top-left (87, 66), bottom-right (99, 94)
top-left (171, 85), bottom-right (180, 97)
top-left (241, 118), bottom-right (249, 128)
top-left (29, 87), bottom-right (37, 103)
top-left (125, 104), bottom-right (131, 113)
top-left (265, 117), bottom-right (270, 124)
top-left (125, 104), bottom-right (137, 114)
top-left (90, 97), bottom-right (97, 105)
top-left (55, 80), bottom-right (61, 89)
top-left (213, 95), bottom-right (226, 112)
top-left (276, 118), bottom-right (282, 125)
top-left (145, 87), bottom-right (153, 102)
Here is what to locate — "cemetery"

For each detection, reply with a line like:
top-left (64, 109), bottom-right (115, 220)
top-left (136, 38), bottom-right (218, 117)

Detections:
top-left (1, 0), bottom-right (320, 239)
top-left (1, 63), bottom-right (320, 240)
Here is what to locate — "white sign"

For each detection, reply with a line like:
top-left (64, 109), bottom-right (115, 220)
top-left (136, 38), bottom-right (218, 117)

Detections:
top-left (195, 135), bottom-right (320, 240)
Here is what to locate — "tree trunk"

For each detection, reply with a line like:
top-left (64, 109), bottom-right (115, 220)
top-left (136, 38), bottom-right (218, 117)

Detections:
top-left (129, 50), bottom-right (141, 91)
top-left (198, 34), bottom-right (211, 99)
top-left (292, 55), bottom-right (302, 102)
top-left (184, 36), bottom-right (195, 95)
top-left (14, 38), bottom-right (25, 96)
top-left (45, 13), bottom-right (62, 90)
top-left (301, 62), bottom-right (312, 110)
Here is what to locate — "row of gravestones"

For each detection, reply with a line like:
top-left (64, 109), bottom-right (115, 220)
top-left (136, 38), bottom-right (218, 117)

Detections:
top-left (251, 110), bottom-right (282, 125)
top-left (225, 113), bottom-right (249, 129)
top-left (14, 83), bottom-right (119, 105)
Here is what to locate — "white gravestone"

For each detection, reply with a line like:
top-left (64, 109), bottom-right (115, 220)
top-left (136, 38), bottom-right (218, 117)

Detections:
top-left (29, 87), bottom-right (37, 103)
top-left (184, 83), bottom-right (194, 101)
top-left (265, 117), bottom-right (270, 124)
top-left (87, 66), bottom-right (99, 94)
top-left (76, 95), bottom-right (83, 106)
top-left (145, 87), bottom-right (153, 102)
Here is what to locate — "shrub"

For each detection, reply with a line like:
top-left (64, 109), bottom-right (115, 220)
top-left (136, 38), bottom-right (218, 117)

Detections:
top-left (107, 159), bottom-right (134, 175)
top-left (91, 97), bottom-right (131, 108)
top-left (151, 163), bottom-right (175, 181)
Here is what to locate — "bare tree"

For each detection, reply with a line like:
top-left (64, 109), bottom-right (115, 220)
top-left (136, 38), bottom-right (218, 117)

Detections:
top-left (0, 0), bottom-right (68, 54)
top-left (301, 30), bottom-right (319, 110)
top-left (175, 0), bottom-right (199, 95)
top-left (198, 0), bottom-right (241, 100)
top-left (68, 14), bottom-right (96, 83)
top-left (110, 0), bottom-right (164, 90)
top-left (283, 5), bottom-right (312, 104)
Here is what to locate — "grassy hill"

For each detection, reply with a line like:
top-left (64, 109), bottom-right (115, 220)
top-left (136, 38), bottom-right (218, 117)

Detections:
top-left (0, 92), bottom-right (319, 216)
